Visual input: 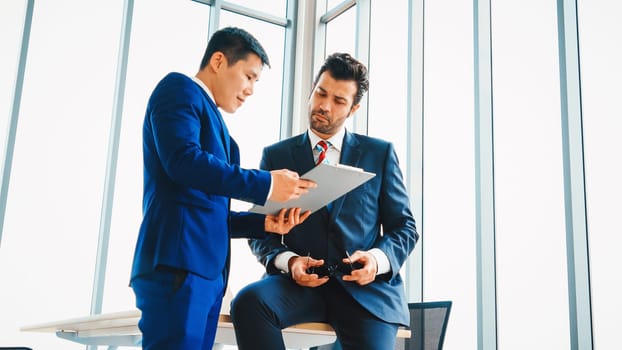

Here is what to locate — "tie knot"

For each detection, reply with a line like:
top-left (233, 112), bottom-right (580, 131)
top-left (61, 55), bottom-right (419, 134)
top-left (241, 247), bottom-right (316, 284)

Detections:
top-left (315, 140), bottom-right (330, 165)
top-left (316, 140), bottom-right (329, 152)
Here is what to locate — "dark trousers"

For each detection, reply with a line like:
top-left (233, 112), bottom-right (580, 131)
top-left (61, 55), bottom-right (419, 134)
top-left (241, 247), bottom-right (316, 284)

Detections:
top-left (230, 274), bottom-right (398, 350)
top-left (131, 267), bottom-right (224, 350)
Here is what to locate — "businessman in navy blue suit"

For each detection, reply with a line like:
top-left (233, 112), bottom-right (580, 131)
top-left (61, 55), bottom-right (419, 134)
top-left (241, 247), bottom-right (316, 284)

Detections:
top-left (130, 27), bottom-right (314, 350)
top-left (231, 53), bottom-right (419, 350)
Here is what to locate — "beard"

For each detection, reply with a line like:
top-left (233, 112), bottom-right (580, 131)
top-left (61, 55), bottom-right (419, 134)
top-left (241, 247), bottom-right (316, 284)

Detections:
top-left (309, 109), bottom-right (333, 134)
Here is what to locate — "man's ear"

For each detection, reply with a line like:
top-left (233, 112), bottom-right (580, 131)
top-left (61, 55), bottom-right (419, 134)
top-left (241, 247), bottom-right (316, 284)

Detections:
top-left (349, 103), bottom-right (361, 117)
top-left (209, 51), bottom-right (226, 71)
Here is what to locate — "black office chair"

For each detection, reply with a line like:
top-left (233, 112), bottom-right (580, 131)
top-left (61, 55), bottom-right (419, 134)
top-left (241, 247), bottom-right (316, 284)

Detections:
top-left (395, 301), bottom-right (452, 350)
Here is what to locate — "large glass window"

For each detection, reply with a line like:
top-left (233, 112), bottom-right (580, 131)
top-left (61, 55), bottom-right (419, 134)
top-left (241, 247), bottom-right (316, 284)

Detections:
top-left (492, 1), bottom-right (570, 348)
top-left (323, 5), bottom-right (356, 133)
top-left (0, 1), bottom-right (26, 165)
top-left (325, 6), bottom-right (356, 60)
top-left (423, 1), bottom-right (476, 349)
top-left (0, 1), bottom-right (123, 348)
top-left (327, 0), bottom-right (345, 10)
top-left (368, 0), bottom-right (408, 165)
top-left (103, 0), bottom-right (210, 313)
top-left (577, 0), bottom-right (622, 347)
top-left (4, 2), bottom-right (620, 349)
top-left (225, 0), bottom-right (286, 18)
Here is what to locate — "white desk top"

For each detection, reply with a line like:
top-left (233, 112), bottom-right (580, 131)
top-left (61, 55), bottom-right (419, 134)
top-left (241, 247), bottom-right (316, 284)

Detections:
top-left (22, 309), bottom-right (409, 348)
top-left (21, 309), bottom-right (340, 348)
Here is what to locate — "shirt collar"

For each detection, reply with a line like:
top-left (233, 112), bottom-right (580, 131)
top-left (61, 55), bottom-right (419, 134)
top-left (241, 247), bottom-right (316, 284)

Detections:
top-left (307, 128), bottom-right (346, 152)
top-left (190, 75), bottom-right (216, 105)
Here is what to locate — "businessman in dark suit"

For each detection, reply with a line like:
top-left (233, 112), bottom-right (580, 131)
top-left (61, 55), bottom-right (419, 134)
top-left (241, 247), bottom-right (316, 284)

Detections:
top-left (130, 27), bottom-right (314, 350)
top-left (230, 53), bottom-right (419, 350)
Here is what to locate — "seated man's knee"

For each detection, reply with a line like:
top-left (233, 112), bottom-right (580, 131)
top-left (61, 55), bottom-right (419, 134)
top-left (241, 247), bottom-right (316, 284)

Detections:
top-left (230, 283), bottom-right (265, 318)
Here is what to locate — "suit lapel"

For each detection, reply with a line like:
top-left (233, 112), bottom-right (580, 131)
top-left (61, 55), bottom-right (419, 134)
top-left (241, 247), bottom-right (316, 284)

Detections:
top-left (205, 94), bottom-right (231, 162)
top-left (223, 121), bottom-right (231, 163)
top-left (293, 133), bottom-right (331, 221)
top-left (330, 131), bottom-right (361, 217)
top-left (293, 133), bottom-right (315, 175)
top-left (338, 131), bottom-right (362, 167)
top-left (215, 111), bottom-right (231, 163)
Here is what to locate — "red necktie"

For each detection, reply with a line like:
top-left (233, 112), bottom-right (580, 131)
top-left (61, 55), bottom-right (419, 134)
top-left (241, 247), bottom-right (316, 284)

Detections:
top-left (315, 140), bottom-right (329, 165)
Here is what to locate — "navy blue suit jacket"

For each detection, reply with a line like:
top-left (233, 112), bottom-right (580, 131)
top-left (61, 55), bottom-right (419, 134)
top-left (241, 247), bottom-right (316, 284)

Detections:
top-left (131, 72), bottom-right (272, 282)
top-left (250, 131), bottom-right (418, 325)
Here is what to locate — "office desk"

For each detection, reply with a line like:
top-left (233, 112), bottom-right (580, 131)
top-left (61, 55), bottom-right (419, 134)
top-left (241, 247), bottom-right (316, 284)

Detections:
top-left (21, 309), bottom-right (410, 349)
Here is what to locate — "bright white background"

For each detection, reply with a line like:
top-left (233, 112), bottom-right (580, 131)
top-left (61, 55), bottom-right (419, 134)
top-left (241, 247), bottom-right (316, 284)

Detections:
top-left (0, 1), bottom-right (620, 349)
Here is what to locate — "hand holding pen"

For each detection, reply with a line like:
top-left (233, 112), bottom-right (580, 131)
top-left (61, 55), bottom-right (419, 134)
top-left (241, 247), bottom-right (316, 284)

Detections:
top-left (341, 250), bottom-right (378, 286)
top-left (288, 253), bottom-right (328, 288)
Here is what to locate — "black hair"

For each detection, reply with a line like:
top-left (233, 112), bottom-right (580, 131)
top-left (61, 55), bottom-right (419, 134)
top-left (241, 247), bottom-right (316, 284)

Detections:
top-left (312, 52), bottom-right (369, 106)
top-left (199, 26), bottom-right (270, 70)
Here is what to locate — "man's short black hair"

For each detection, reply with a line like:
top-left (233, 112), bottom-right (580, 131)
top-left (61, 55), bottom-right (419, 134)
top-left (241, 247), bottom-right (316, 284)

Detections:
top-left (200, 26), bottom-right (270, 70)
top-left (313, 52), bottom-right (369, 106)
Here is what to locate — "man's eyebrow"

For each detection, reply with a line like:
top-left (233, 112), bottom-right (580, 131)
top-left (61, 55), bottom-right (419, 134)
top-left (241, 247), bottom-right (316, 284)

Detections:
top-left (334, 95), bottom-right (348, 103)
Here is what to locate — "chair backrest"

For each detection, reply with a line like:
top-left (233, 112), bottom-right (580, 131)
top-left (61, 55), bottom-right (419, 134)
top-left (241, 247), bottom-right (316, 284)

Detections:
top-left (395, 301), bottom-right (452, 350)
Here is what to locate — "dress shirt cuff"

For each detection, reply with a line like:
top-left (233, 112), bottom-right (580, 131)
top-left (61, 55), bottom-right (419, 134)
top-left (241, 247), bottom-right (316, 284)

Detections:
top-left (274, 251), bottom-right (298, 273)
top-left (369, 248), bottom-right (391, 275)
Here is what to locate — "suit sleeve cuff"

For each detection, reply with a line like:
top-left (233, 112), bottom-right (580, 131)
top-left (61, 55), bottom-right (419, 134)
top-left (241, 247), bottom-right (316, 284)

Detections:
top-left (369, 248), bottom-right (391, 275)
top-left (274, 251), bottom-right (298, 273)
